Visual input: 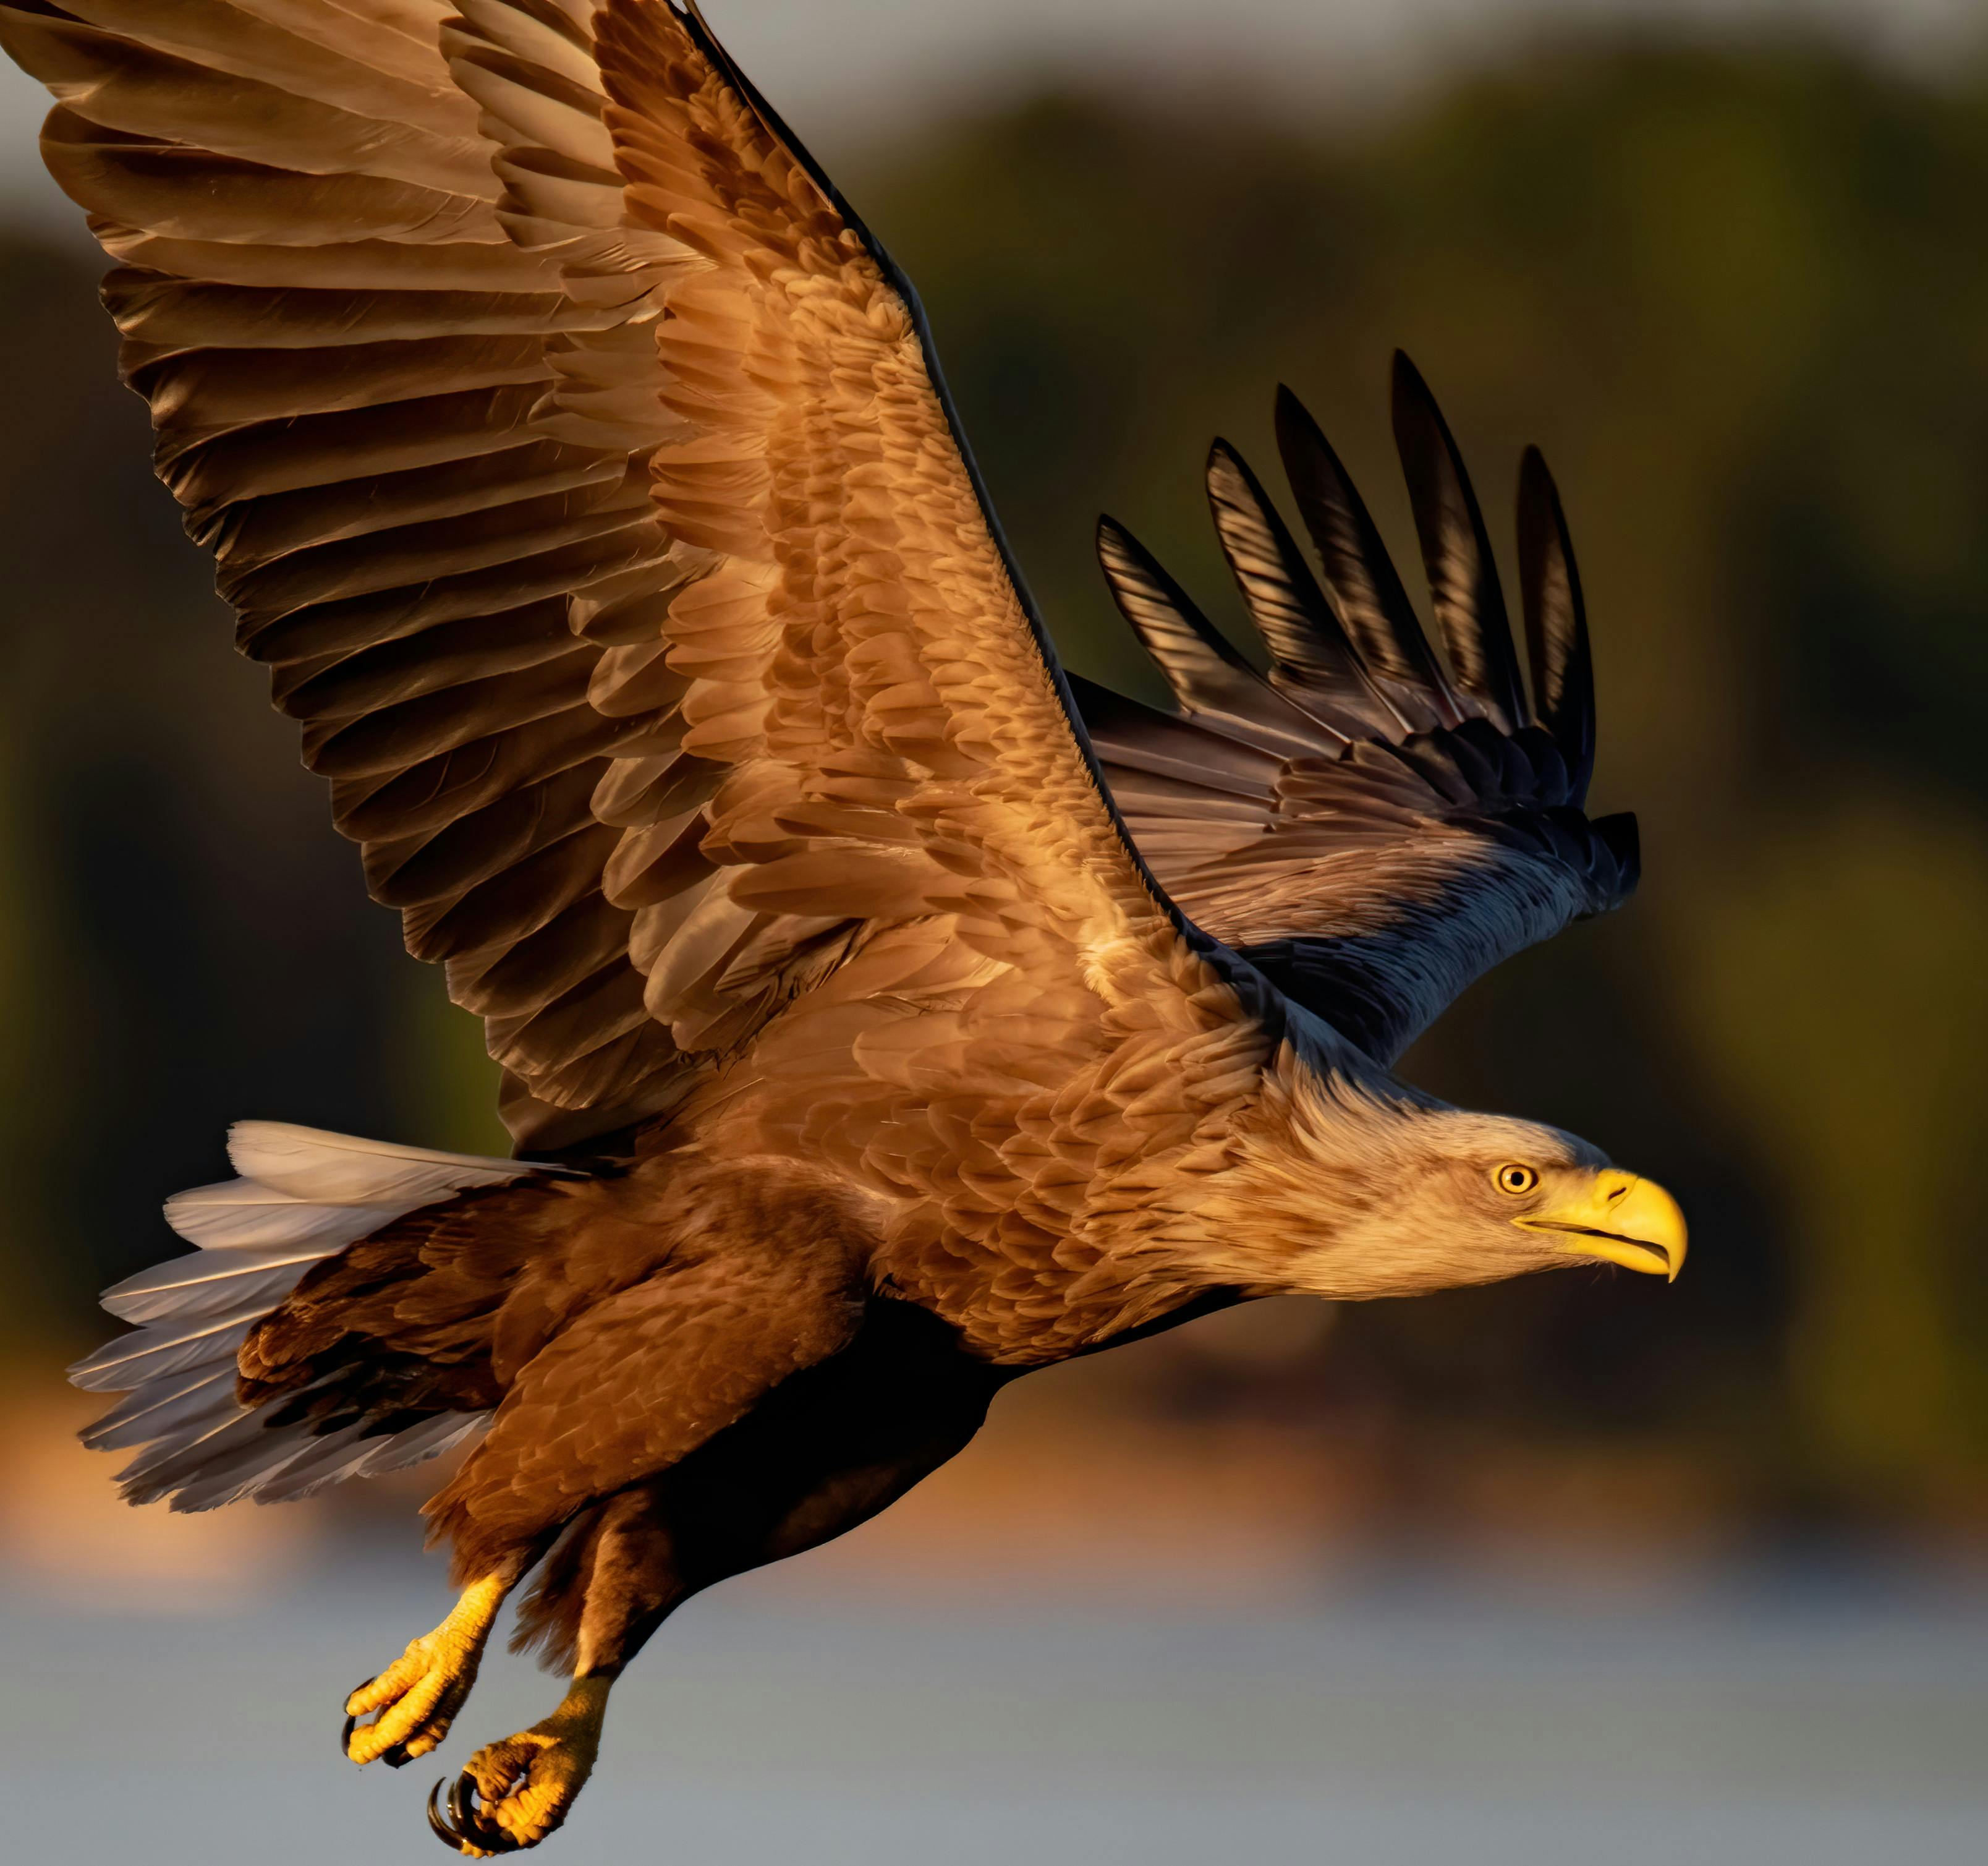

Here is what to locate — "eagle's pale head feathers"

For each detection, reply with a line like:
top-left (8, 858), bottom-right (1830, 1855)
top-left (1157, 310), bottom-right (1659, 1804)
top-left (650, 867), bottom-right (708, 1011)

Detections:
top-left (1199, 1044), bottom-right (1687, 1301)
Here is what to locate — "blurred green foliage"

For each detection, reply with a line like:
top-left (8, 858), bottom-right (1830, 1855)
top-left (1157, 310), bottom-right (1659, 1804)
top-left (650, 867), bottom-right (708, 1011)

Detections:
top-left (2, 38), bottom-right (1984, 1522)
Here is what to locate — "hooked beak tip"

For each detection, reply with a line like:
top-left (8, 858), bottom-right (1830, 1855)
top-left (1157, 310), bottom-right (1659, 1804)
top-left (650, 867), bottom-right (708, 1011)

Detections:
top-left (1518, 1173), bottom-right (1688, 1283)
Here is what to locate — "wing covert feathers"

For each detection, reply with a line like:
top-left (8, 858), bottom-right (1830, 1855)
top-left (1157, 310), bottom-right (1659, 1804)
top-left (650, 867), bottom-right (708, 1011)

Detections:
top-left (1084, 361), bottom-right (1637, 1065)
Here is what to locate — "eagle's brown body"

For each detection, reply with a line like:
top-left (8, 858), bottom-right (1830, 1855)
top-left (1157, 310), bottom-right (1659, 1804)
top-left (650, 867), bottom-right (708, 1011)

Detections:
top-left (245, 1153), bottom-right (999, 1668)
top-left (7, 0), bottom-right (1691, 1852)
top-left (240, 1000), bottom-right (1282, 1650)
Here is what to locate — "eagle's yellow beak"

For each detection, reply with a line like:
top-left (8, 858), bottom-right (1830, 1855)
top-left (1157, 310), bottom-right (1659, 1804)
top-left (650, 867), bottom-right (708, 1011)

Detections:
top-left (1516, 1172), bottom-right (1688, 1282)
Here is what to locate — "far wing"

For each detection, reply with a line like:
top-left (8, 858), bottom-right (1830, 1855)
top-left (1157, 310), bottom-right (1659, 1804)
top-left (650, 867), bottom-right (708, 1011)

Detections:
top-left (1077, 356), bottom-right (1638, 1066)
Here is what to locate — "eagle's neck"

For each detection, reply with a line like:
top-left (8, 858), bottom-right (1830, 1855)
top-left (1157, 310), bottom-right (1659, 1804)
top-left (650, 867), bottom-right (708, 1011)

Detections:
top-left (1172, 1041), bottom-right (1453, 1299)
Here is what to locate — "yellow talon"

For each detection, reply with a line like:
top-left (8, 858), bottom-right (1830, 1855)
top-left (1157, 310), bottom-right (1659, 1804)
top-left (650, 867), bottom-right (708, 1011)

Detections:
top-left (344, 1574), bottom-right (508, 1768)
top-left (428, 1676), bottom-right (612, 1854)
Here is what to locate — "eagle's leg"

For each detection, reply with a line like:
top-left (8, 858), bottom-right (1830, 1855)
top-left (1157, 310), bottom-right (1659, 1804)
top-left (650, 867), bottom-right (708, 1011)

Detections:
top-left (428, 1490), bottom-right (659, 1855)
top-left (344, 1567), bottom-right (519, 1768)
top-left (425, 1306), bottom-right (1003, 1854)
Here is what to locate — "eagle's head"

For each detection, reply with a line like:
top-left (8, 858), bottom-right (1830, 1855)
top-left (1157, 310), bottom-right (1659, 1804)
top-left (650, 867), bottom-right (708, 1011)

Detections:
top-left (1202, 1044), bottom-right (1687, 1300)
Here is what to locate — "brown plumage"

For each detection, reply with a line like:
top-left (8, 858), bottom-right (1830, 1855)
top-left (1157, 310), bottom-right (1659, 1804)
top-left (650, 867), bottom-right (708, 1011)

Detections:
top-left (10, 0), bottom-right (1689, 1854)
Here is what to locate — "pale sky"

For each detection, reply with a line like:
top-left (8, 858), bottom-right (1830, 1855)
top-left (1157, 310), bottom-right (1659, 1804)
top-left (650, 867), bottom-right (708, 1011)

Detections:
top-left (1, 0), bottom-right (1980, 229)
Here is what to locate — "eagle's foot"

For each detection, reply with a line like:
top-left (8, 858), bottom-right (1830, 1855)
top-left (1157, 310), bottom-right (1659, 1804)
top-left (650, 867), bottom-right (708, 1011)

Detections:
top-left (425, 1677), bottom-right (610, 1856)
top-left (344, 1574), bottom-right (508, 1768)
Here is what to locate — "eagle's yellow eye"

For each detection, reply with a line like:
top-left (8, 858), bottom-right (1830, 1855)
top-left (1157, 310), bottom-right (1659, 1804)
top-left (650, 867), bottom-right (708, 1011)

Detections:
top-left (1495, 1163), bottom-right (1539, 1195)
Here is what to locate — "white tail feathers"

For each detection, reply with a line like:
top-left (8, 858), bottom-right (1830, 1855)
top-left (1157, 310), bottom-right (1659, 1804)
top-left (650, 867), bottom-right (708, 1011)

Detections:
top-left (222, 1123), bottom-right (542, 1204)
top-left (72, 1122), bottom-right (569, 1513)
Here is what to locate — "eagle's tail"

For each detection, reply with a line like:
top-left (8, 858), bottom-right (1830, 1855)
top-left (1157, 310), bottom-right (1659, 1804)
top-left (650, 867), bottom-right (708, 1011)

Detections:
top-left (69, 1123), bottom-right (543, 1513)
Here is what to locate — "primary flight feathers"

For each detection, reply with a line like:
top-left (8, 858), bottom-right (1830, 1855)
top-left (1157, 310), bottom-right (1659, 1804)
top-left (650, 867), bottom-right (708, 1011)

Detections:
top-left (0, 0), bottom-right (1632, 1144)
top-left (1078, 356), bottom-right (1637, 1065)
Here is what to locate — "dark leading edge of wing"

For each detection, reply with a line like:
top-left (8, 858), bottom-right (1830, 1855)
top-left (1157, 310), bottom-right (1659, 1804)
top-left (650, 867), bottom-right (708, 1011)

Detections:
top-left (1076, 354), bottom-right (1639, 1067)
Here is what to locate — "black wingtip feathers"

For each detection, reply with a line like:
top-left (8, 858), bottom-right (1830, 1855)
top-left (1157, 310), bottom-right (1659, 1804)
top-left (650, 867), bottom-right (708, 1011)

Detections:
top-left (1516, 445), bottom-right (1595, 796)
top-left (1096, 363), bottom-right (1607, 803)
top-left (1389, 355), bottom-right (1531, 733)
top-left (1272, 382), bottom-right (1456, 710)
top-left (1204, 435), bottom-right (1410, 737)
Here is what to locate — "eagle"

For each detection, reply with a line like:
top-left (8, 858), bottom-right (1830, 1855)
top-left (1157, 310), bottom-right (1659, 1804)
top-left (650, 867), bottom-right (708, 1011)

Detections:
top-left (4, 0), bottom-right (1686, 1854)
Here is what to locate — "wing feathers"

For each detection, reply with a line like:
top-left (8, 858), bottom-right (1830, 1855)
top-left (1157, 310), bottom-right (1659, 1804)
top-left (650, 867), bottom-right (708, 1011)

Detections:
top-left (33, 102), bottom-right (497, 245)
top-left (404, 820), bottom-right (621, 961)
top-left (1516, 445), bottom-right (1596, 798)
top-left (240, 451), bottom-right (622, 575)
top-left (363, 763), bottom-right (602, 907)
top-left (1389, 351), bottom-right (1531, 731)
top-left (4, 0), bottom-right (707, 1141)
top-left (1095, 516), bottom-right (1339, 760)
top-left (57, 0), bottom-right (470, 92)
top-left (1083, 372), bottom-right (1637, 1065)
top-left (8, 12), bottom-right (495, 194)
top-left (1272, 383), bottom-right (1458, 725)
top-left (106, 276), bottom-right (601, 351)
top-left (14, 0), bottom-right (1254, 1167)
top-left (1205, 440), bottom-right (1406, 739)
top-left (163, 385), bottom-right (555, 506)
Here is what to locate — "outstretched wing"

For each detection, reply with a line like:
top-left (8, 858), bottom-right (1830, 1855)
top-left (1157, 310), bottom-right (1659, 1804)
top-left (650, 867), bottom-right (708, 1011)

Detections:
top-left (1, 0), bottom-right (1262, 1154)
top-left (1077, 356), bottom-right (1638, 1067)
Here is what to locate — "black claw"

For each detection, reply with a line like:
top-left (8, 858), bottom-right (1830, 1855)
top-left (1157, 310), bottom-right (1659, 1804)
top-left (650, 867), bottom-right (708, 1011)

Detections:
top-left (423, 1768), bottom-right (519, 1855)
top-left (383, 1744), bottom-right (410, 1770)
top-left (342, 1676), bottom-right (375, 1761)
top-left (426, 1779), bottom-right (462, 1849)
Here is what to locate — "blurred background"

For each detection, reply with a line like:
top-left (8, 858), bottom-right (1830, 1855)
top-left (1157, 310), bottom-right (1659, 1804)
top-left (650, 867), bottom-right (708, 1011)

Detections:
top-left (2, 1), bottom-right (1986, 1861)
